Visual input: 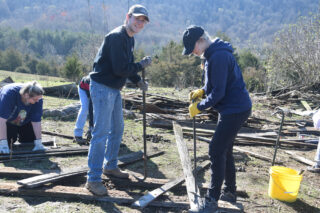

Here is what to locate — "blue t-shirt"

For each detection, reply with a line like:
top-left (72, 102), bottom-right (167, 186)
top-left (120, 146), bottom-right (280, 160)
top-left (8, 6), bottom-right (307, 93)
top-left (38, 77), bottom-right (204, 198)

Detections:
top-left (0, 83), bottom-right (43, 126)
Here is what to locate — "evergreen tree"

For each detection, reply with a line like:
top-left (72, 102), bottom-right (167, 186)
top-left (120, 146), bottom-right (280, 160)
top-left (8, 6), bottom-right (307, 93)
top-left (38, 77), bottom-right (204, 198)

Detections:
top-left (61, 54), bottom-right (82, 81)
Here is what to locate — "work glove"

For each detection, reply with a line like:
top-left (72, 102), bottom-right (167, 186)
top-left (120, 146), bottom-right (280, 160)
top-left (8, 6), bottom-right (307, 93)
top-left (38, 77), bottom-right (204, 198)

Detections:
top-left (139, 56), bottom-right (152, 69)
top-left (0, 139), bottom-right (9, 154)
top-left (32, 139), bottom-right (47, 151)
top-left (313, 110), bottom-right (320, 130)
top-left (137, 80), bottom-right (148, 91)
top-left (189, 101), bottom-right (201, 118)
top-left (189, 89), bottom-right (204, 101)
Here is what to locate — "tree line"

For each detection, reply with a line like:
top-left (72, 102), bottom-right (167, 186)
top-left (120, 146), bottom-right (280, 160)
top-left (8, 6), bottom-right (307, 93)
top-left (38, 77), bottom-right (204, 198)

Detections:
top-left (0, 11), bottom-right (319, 92)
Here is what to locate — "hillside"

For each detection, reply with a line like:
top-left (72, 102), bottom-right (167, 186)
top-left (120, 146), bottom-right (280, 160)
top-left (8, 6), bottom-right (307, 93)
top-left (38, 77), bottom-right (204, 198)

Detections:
top-left (0, 0), bottom-right (318, 50)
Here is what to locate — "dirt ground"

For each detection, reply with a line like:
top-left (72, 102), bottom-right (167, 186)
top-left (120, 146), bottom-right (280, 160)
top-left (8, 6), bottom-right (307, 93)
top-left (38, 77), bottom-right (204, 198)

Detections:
top-left (0, 88), bottom-right (319, 213)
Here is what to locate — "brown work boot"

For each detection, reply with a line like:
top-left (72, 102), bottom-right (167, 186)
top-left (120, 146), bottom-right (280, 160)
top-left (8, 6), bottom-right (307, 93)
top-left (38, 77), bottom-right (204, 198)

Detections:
top-left (103, 168), bottom-right (129, 179)
top-left (85, 181), bottom-right (108, 196)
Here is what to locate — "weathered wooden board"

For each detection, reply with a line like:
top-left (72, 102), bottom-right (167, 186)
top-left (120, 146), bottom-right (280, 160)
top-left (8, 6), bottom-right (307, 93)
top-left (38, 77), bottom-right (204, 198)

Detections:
top-left (285, 151), bottom-right (314, 166)
top-left (17, 150), bottom-right (164, 188)
top-left (173, 121), bottom-right (203, 211)
top-left (0, 147), bottom-right (89, 161)
top-left (132, 160), bottom-right (210, 209)
top-left (0, 167), bottom-right (59, 178)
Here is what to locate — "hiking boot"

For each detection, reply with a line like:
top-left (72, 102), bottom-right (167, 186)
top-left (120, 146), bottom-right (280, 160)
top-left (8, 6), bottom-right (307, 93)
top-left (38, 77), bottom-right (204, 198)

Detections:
top-left (85, 181), bottom-right (108, 196)
top-left (73, 136), bottom-right (87, 145)
top-left (103, 168), bottom-right (129, 179)
top-left (220, 191), bottom-right (237, 203)
top-left (307, 164), bottom-right (320, 173)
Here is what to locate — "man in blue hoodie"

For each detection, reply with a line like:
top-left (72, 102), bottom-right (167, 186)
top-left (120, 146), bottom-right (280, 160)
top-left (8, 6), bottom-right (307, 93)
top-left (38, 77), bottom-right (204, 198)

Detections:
top-left (182, 25), bottom-right (252, 212)
top-left (86, 4), bottom-right (152, 196)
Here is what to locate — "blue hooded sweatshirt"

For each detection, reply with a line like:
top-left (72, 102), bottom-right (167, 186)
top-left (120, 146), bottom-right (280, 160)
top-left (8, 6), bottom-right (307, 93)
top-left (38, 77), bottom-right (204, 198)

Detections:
top-left (197, 38), bottom-right (252, 115)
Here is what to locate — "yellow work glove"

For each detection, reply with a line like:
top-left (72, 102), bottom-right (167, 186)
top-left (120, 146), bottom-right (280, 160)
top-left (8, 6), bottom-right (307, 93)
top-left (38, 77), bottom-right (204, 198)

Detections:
top-left (189, 89), bottom-right (204, 102)
top-left (189, 101), bottom-right (201, 118)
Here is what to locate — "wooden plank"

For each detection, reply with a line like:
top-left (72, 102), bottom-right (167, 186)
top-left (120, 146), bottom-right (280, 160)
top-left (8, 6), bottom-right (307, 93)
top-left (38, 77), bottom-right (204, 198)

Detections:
top-left (17, 150), bottom-right (164, 188)
top-left (173, 121), bottom-right (202, 211)
top-left (301, 100), bottom-right (312, 111)
top-left (132, 160), bottom-right (210, 209)
top-left (197, 136), bottom-right (278, 147)
top-left (285, 151), bottom-right (314, 166)
top-left (0, 147), bottom-right (89, 161)
top-left (12, 140), bottom-right (54, 148)
top-left (0, 167), bottom-right (171, 189)
top-left (233, 147), bottom-right (276, 163)
top-left (0, 167), bottom-right (59, 178)
top-left (0, 182), bottom-right (191, 209)
top-left (183, 127), bottom-right (317, 148)
top-left (42, 130), bottom-right (74, 139)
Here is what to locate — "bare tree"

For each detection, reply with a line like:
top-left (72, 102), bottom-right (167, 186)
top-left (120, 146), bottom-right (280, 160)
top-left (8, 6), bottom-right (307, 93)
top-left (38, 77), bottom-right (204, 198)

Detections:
top-left (266, 12), bottom-right (320, 91)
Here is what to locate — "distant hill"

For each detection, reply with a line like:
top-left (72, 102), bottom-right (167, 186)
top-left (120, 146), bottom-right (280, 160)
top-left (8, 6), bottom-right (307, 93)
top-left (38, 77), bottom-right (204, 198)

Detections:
top-left (0, 0), bottom-right (318, 51)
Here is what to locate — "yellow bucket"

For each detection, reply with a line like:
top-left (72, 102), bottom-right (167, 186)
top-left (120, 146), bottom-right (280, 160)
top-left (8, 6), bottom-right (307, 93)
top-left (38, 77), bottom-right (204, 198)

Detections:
top-left (268, 166), bottom-right (303, 202)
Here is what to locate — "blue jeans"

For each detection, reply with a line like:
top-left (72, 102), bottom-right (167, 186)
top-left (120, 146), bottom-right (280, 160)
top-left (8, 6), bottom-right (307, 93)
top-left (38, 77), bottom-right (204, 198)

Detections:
top-left (207, 109), bottom-right (251, 201)
top-left (87, 80), bottom-right (124, 182)
top-left (74, 86), bottom-right (90, 137)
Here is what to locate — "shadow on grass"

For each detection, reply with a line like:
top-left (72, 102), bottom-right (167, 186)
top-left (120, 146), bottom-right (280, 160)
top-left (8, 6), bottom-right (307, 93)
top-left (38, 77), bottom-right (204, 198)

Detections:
top-left (283, 198), bottom-right (320, 213)
top-left (119, 143), bottom-right (166, 179)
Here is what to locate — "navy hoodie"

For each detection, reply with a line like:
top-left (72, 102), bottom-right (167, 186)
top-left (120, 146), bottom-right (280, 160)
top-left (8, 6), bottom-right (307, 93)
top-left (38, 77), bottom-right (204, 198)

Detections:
top-left (197, 38), bottom-right (252, 114)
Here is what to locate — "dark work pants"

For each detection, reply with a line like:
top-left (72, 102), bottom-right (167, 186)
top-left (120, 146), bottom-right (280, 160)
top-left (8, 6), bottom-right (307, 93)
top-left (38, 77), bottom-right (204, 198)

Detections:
top-left (207, 109), bottom-right (251, 201)
top-left (7, 122), bottom-right (35, 144)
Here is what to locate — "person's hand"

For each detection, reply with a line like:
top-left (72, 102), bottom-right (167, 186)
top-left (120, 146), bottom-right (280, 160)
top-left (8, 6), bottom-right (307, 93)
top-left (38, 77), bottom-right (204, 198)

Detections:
top-left (0, 139), bottom-right (9, 154)
top-left (189, 89), bottom-right (204, 101)
top-left (32, 139), bottom-right (47, 151)
top-left (189, 101), bottom-right (201, 118)
top-left (137, 80), bottom-right (148, 91)
top-left (139, 56), bottom-right (152, 69)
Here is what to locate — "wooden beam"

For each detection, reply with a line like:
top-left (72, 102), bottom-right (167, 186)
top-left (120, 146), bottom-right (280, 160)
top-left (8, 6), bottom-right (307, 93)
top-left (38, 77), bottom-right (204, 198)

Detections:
top-left (42, 130), bottom-right (74, 139)
top-left (185, 127), bottom-right (317, 148)
top-left (197, 136), bottom-right (278, 147)
top-left (233, 147), bottom-right (277, 163)
top-left (12, 140), bottom-right (54, 148)
top-left (0, 147), bottom-right (89, 161)
top-left (132, 160), bottom-right (210, 209)
top-left (17, 150), bottom-right (164, 188)
top-left (0, 167), bottom-right (59, 178)
top-left (173, 121), bottom-right (203, 211)
top-left (285, 151), bottom-right (314, 166)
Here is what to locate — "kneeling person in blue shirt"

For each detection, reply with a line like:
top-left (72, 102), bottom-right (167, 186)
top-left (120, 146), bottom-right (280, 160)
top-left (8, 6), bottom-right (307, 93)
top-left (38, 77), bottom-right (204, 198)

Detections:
top-left (0, 81), bottom-right (46, 153)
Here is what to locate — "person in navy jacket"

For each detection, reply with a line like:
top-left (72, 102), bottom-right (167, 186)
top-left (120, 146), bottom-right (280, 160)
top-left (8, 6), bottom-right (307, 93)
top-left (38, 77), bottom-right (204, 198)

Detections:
top-left (182, 25), bottom-right (252, 212)
top-left (0, 81), bottom-right (46, 154)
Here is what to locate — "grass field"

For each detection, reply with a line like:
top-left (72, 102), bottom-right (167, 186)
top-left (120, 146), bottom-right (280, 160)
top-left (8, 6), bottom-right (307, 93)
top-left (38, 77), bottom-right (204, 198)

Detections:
top-left (0, 70), bottom-right (72, 87)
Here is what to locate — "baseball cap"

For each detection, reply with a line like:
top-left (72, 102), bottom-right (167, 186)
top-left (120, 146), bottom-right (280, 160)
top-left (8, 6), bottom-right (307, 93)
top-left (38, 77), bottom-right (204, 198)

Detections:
top-left (182, 25), bottom-right (204, 55)
top-left (128, 4), bottom-right (149, 22)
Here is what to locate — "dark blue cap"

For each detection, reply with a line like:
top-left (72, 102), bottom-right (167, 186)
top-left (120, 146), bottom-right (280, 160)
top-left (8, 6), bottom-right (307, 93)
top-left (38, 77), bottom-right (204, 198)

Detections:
top-left (182, 25), bottom-right (204, 55)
